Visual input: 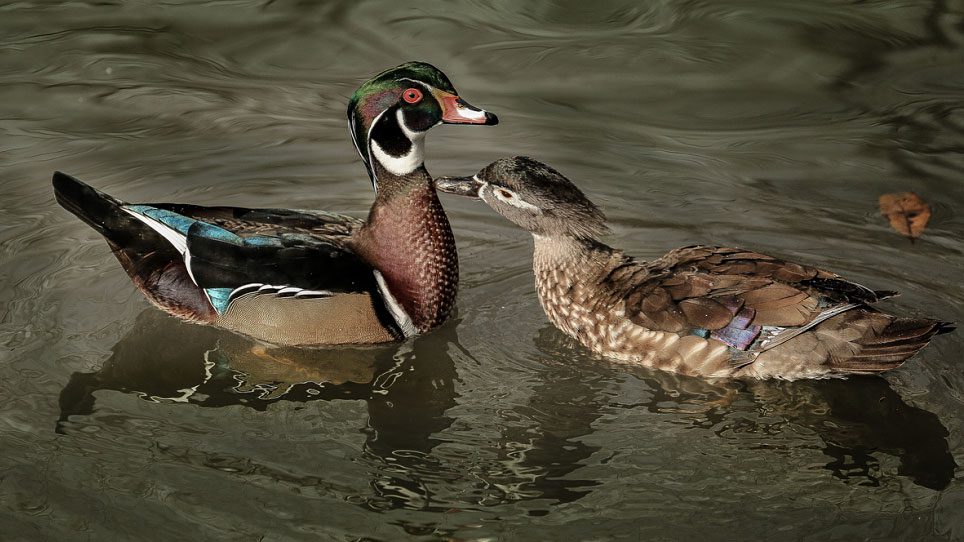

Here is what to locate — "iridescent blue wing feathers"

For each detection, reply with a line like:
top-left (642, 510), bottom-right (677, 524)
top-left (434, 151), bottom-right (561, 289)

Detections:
top-left (52, 171), bottom-right (378, 321)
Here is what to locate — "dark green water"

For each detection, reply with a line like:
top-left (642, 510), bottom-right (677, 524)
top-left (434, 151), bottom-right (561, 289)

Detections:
top-left (2, 1), bottom-right (964, 540)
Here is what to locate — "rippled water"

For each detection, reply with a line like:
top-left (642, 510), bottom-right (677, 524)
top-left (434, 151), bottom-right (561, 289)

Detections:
top-left (2, 1), bottom-right (964, 540)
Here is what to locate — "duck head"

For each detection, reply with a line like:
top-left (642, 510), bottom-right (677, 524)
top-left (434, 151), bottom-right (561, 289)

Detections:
top-left (436, 156), bottom-right (608, 239)
top-left (348, 61), bottom-right (498, 190)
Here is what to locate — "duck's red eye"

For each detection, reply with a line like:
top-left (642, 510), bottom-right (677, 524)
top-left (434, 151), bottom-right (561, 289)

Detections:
top-left (402, 88), bottom-right (423, 104)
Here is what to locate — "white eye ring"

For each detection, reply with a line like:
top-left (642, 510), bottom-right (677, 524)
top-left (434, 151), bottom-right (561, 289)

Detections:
top-left (491, 186), bottom-right (542, 213)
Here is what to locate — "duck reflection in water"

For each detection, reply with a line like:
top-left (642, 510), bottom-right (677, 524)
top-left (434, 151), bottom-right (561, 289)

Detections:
top-left (57, 310), bottom-right (954, 519)
top-left (57, 309), bottom-right (441, 414)
top-left (57, 309), bottom-right (461, 511)
top-left (538, 324), bottom-right (956, 491)
top-left (55, 309), bottom-right (617, 513)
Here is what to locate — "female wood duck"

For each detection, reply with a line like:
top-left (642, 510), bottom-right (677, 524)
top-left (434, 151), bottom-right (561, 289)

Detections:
top-left (436, 157), bottom-right (953, 380)
top-left (53, 61), bottom-right (497, 346)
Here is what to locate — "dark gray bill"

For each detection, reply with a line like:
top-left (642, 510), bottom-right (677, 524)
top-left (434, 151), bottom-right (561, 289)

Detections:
top-left (435, 175), bottom-right (483, 198)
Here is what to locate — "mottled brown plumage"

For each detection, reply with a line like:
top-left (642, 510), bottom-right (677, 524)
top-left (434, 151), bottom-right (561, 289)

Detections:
top-left (437, 157), bottom-right (952, 380)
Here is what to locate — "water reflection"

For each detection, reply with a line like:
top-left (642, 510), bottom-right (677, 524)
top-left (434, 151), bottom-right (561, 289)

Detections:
top-left (58, 309), bottom-right (460, 511)
top-left (536, 328), bottom-right (955, 491)
top-left (494, 328), bottom-right (612, 509)
top-left (59, 309), bottom-right (623, 513)
top-left (58, 309), bottom-right (955, 527)
top-left (741, 378), bottom-right (956, 491)
top-left (58, 309), bottom-right (407, 418)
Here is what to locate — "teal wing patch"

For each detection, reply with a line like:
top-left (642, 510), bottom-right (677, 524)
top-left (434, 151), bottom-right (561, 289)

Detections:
top-left (204, 287), bottom-right (234, 314)
top-left (189, 221), bottom-right (245, 245)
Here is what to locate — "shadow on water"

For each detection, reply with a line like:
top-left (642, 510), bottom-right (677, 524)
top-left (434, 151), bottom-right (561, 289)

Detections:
top-left (534, 328), bottom-right (956, 492)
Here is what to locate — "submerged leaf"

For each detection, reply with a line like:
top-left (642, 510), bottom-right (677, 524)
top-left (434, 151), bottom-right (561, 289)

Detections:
top-left (879, 192), bottom-right (931, 240)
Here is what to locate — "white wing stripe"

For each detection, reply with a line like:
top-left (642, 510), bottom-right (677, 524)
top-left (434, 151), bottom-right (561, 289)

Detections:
top-left (122, 208), bottom-right (188, 255)
top-left (122, 208), bottom-right (197, 287)
top-left (229, 283), bottom-right (335, 302)
top-left (119, 212), bottom-right (343, 308)
top-left (229, 283), bottom-right (264, 298)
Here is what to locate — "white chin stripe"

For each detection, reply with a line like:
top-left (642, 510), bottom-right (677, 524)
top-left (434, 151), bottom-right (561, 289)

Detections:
top-left (374, 270), bottom-right (418, 338)
top-left (371, 138), bottom-right (424, 176)
top-left (366, 108), bottom-right (427, 178)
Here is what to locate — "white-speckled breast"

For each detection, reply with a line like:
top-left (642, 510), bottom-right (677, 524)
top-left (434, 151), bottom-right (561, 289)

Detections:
top-left (532, 238), bottom-right (733, 377)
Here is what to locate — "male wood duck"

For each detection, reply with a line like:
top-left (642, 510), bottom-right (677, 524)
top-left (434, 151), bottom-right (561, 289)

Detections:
top-left (437, 157), bottom-right (953, 380)
top-left (53, 61), bottom-right (497, 346)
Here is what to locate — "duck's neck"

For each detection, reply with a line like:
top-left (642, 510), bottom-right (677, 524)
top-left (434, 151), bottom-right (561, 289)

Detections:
top-left (532, 235), bottom-right (614, 276)
top-left (357, 164), bottom-right (458, 335)
top-left (532, 234), bottom-right (620, 335)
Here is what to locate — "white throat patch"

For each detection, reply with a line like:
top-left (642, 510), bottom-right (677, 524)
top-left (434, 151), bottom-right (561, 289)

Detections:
top-left (370, 109), bottom-right (426, 177)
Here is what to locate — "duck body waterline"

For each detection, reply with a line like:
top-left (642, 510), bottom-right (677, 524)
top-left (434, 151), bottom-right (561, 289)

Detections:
top-left (437, 157), bottom-right (952, 380)
top-left (53, 62), bottom-right (497, 346)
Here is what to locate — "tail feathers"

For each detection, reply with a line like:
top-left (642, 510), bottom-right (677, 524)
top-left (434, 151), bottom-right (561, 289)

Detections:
top-left (53, 171), bottom-right (188, 254)
top-left (830, 316), bottom-right (946, 373)
top-left (52, 171), bottom-right (128, 236)
top-left (873, 290), bottom-right (900, 301)
top-left (53, 171), bottom-right (215, 322)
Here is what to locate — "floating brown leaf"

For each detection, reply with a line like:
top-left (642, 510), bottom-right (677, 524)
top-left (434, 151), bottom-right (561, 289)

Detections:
top-left (879, 192), bottom-right (931, 240)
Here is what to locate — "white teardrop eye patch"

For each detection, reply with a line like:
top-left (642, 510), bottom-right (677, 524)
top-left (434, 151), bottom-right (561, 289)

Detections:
top-left (492, 186), bottom-right (542, 213)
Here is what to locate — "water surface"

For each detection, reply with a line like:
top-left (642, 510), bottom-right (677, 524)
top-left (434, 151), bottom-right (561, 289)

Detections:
top-left (2, 1), bottom-right (963, 540)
